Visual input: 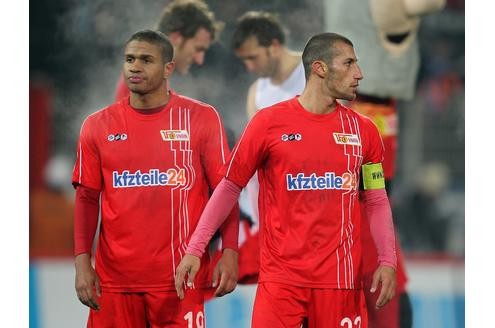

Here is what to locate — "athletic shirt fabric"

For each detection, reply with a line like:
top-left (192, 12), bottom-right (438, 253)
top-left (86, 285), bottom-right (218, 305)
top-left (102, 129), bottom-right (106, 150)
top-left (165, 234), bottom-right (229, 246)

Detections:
top-left (254, 61), bottom-right (305, 110)
top-left (222, 97), bottom-right (384, 289)
top-left (244, 61), bottom-right (305, 225)
top-left (72, 91), bottom-right (230, 292)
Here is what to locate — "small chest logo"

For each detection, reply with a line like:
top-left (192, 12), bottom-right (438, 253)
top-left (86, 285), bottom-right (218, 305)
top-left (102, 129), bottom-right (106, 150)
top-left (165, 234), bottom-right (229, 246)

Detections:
top-left (281, 133), bottom-right (302, 142)
top-left (160, 130), bottom-right (190, 141)
top-left (333, 133), bottom-right (360, 146)
top-left (107, 133), bottom-right (127, 142)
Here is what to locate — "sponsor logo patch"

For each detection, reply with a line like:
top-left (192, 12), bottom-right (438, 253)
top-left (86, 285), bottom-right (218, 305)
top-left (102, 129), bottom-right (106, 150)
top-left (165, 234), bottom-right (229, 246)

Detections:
top-left (113, 168), bottom-right (186, 188)
top-left (281, 133), bottom-right (302, 142)
top-left (160, 130), bottom-right (189, 141)
top-left (107, 133), bottom-right (127, 142)
top-left (286, 172), bottom-right (357, 191)
top-left (333, 133), bottom-right (360, 146)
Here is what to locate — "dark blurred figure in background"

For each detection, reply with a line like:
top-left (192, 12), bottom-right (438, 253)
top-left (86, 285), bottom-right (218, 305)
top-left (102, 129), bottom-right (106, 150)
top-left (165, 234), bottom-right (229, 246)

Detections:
top-left (228, 11), bottom-right (305, 284)
top-left (30, 154), bottom-right (75, 258)
top-left (114, 0), bottom-right (223, 100)
top-left (232, 11), bottom-right (304, 120)
top-left (325, 0), bottom-right (446, 327)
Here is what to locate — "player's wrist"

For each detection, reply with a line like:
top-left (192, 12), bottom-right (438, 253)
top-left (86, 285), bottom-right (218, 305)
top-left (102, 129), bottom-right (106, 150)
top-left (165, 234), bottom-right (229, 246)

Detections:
top-left (221, 247), bottom-right (239, 255)
top-left (378, 261), bottom-right (397, 271)
top-left (75, 253), bottom-right (92, 269)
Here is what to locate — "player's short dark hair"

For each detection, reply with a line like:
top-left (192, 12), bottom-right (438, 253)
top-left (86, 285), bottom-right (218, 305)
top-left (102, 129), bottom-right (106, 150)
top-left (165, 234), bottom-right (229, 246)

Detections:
top-left (231, 11), bottom-right (286, 50)
top-left (156, 0), bottom-right (223, 41)
top-left (302, 32), bottom-right (354, 80)
top-left (126, 29), bottom-right (174, 63)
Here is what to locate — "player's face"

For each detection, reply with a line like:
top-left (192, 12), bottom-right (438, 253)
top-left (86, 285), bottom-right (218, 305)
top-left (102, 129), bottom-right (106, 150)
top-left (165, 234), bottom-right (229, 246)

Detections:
top-left (173, 27), bottom-right (212, 75)
top-left (325, 42), bottom-right (363, 101)
top-left (124, 40), bottom-right (171, 95)
top-left (235, 36), bottom-right (277, 78)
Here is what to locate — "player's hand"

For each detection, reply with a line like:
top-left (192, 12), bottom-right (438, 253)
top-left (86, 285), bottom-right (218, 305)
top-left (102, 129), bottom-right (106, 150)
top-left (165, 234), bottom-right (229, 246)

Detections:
top-left (370, 265), bottom-right (396, 309)
top-left (212, 248), bottom-right (238, 297)
top-left (175, 254), bottom-right (201, 300)
top-left (75, 253), bottom-right (101, 311)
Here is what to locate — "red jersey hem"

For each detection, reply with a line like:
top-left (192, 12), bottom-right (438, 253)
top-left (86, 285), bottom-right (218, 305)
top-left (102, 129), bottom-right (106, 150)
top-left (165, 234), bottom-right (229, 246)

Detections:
top-left (259, 276), bottom-right (364, 290)
top-left (100, 281), bottom-right (211, 293)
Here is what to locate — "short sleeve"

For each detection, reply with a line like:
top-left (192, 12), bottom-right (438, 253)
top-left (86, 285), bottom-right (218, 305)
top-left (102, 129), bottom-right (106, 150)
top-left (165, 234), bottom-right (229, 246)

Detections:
top-left (220, 111), bottom-right (268, 187)
top-left (199, 106), bottom-right (231, 189)
top-left (72, 117), bottom-right (103, 190)
top-left (362, 116), bottom-right (385, 165)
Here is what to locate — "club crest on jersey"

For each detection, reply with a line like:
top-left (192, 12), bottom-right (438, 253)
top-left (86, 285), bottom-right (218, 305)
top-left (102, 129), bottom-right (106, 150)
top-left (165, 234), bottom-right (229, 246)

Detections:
top-left (160, 130), bottom-right (189, 141)
top-left (333, 133), bottom-right (360, 146)
top-left (107, 133), bottom-right (127, 142)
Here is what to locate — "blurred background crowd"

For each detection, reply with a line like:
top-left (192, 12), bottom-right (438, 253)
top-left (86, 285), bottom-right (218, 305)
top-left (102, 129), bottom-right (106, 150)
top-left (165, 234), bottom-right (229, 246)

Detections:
top-left (29, 0), bottom-right (465, 327)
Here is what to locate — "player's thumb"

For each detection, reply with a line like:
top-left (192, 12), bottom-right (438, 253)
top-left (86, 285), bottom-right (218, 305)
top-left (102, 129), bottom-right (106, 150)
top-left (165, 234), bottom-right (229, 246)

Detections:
top-left (370, 270), bottom-right (381, 293)
top-left (211, 265), bottom-right (220, 288)
top-left (187, 266), bottom-right (198, 288)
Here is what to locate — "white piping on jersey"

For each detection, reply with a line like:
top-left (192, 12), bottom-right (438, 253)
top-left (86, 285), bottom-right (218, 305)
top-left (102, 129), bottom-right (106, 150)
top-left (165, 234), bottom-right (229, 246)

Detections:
top-left (170, 106), bottom-right (197, 275)
top-left (77, 111), bottom-right (103, 186)
top-left (344, 112), bottom-right (354, 289)
top-left (78, 143), bottom-right (82, 185)
top-left (177, 107), bottom-right (187, 256)
top-left (179, 107), bottom-right (192, 255)
top-left (336, 109), bottom-right (363, 289)
top-left (211, 108), bottom-right (226, 164)
top-left (226, 117), bottom-right (255, 178)
top-left (345, 112), bottom-right (364, 289)
top-left (170, 107), bottom-right (178, 276)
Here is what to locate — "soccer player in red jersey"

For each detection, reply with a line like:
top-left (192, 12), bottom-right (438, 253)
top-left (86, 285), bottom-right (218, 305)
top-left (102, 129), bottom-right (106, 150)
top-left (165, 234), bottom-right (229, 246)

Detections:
top-left (175, 32), bottom-right (397, 327)
top-left (114, 0), bottom-right (222, 101)
top-left (72, 29), bottom-right (239, 327)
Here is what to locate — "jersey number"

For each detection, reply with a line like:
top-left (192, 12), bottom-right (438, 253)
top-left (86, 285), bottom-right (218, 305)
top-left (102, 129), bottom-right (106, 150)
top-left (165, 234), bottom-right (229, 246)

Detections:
top-left (184, 311), bottom-right (204, 328)
top-left (340, 316), bottom-right (362, 328)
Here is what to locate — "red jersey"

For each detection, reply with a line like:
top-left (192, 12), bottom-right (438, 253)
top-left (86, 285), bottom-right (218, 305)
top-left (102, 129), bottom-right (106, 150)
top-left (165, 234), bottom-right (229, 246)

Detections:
top-left (72, 91), bottom-right (230, 292)
top-left (222, 97), bottom-right (384, 289)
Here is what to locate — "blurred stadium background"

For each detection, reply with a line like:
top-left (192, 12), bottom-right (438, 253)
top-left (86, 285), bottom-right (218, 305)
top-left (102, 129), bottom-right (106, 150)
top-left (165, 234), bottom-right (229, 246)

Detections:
top-left (29, 0), bottom-right (464, 327)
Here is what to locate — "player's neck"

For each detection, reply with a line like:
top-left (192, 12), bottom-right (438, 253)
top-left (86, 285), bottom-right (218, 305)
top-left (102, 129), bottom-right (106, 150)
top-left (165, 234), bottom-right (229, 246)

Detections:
top-left (130, 87), bottom-right (170, 110)
top-left (298, 83), bottom-right (337, 115)
top-left (270, 50), bottom-right (301, 85)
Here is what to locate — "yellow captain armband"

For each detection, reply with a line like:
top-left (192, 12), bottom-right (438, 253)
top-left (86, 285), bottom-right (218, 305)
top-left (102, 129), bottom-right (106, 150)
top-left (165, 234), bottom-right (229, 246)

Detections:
top-left (362, 163), bottom-right (385, 190)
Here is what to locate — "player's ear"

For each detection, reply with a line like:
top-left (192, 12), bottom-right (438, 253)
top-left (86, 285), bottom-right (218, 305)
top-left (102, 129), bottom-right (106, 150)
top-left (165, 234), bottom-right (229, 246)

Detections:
top-left (163, 61), bottom-right (175, 79)
top-left (268, 39), bottom-right (282, 56)
top-left (312, 60), bottom-right (327, 78)
top-left (168, 31), bottom-right (183, 47)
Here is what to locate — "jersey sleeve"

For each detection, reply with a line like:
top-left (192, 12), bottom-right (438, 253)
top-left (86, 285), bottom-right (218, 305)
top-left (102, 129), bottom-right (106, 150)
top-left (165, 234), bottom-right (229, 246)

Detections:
top-left (198, 106), bottom-right (240, 250)
top-left (72, 116), bottom-right (103, 190)
top-left (362, 116), bottom-right (385, 165)
top-left (199, 106), bottom-right (231, 188)
top-left (220, 111), bottom-right (268, 188)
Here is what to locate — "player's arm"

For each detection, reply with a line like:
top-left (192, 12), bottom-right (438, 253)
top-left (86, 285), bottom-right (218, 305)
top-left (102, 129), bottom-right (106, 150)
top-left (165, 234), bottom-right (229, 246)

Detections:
top-left (360, 162), bottom-right (397, 309)
top-left (74, 185), bottom-right (101, 310)
top-left (176, 110), bottom-right (267, 299)
top-left (72, 117), bottom-right (104, 310)
top-left (246, 81), bottom-right (258, 120)
top-left (175, 177), bottom-right (242, 299)
top-left (197, 107), bottom-right (241, 296)
top-left (212, 206), bottom-right (239, 297)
